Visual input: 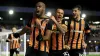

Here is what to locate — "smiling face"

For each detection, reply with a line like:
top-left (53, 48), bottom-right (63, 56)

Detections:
top-left (56, 9), bottom-right (64, 22)
top-left (72, 8), bottom-right (81, 19)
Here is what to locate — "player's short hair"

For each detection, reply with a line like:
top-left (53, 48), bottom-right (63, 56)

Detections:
top-left (73, 5), bottom-right (82, 11)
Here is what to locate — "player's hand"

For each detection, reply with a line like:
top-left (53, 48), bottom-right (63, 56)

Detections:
top-left (36, 34), bottom-right (43, 41)
top-left (16, 48), bottom-right (20, 51)
top-left (64, 45), bottom-right (70, 50)
top-left (50, 16), bottom-right (56, 22)
top-left (82, 43), bottom-right (87, 49)
top-left (6, 40), bottom-right (9, 42)
top-left (6, 39), bottom-right (11, 42)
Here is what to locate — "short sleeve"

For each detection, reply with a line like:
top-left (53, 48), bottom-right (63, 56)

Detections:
top-left (8, 34), bottom-right (11, 39)
top-left (46, 19), bottom-right (53, 30)
top-left (26, 19), bottom-right (32, 27)
top-left (85, 22), bottom-right (90, 30)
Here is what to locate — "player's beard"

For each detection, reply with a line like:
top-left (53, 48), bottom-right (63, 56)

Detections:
top-left (36, 11), bottom-right (43, 18)
top-left (56, 16), bottom-right (62, 22)
top-left (73, 15), bottom-right (77, 19)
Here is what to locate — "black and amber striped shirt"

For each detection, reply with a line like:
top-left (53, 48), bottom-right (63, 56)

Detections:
top-left (8, 33), bottom-right (20, 49)
top-left (47, 19), bottom-right (66, 51)
top-left (65, 19), bottom-right (90, 49)
top-left (26, 18), bottom-right (49, 52)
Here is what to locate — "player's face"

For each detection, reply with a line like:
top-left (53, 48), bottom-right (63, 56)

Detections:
top-left (36, 3), bottom-right (45, 16)
top-left (56, 9), bottom-right (64, 22)
top-left (72, 8), bottom-right (81, 19)
top-left (12, 28), bottom-right (17, 33)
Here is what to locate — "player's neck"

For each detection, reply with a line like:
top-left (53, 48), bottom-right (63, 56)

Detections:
top-left (76, 16), bottom-right (81, 21)
top-left (35, 13), bottom-right (45, 19)
top-left (57, 20), bottom-right (62, 24)
top-left (56, 17), bottom-right (62, 24)
top-left (41, 14), bottom-right (45, 18)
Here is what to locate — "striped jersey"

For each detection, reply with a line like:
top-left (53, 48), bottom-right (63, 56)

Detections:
top-left (8, 33), bottom-right (20, 49)
top-left (65, 18), bottom-right (90, 49)
top-left (47, 19), bottom-right (66, 51)
top-left (26, 18), bottom-right (49, 52)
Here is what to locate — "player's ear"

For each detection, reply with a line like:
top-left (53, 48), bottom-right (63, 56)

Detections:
top-left (79, 11), bottom-right (81, 14)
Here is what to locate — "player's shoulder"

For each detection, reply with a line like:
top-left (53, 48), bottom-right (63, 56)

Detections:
top-left (13, 33), bottom-right (20, 38)
top-left (8, 34), bottom-right (11, 37)
top-left (47, 16), bottom-right (54, 24)
top-left (62, 18), bottom-right (70, 26)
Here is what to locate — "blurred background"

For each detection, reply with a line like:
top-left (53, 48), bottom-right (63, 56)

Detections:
top-left (0, 0), bottom-right (100, 56)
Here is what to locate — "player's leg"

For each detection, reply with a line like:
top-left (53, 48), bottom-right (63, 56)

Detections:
top-left (25, 46), bottom-right (36, 56)
top-left (15, 48), bottom-right (20, 56)
top-left (10, 49), bottom-right (14, 56)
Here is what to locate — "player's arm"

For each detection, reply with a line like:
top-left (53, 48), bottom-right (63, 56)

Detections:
top-left (82, 36), bottom-right (87, 49)
top-left (83, 22), bottom-right (91, 48)
top-left (61, 24), bottom-right (67, 33)
top-left (43, 30), bottom-right (52, 41)
top-left (43, 20), bottom-right (53, 41)
top-left (19, 18), bottom-right (43, 36)
top-left (84, 22), bottom-right (91, 33)
top-left (50, 16), bottom-right (67, 34)
top-left (19, 19), bottom-right (32, 35)
top-left (63, 20), bottom-right (70, 50)
top-left (64, 32), bottom-right (70, 50)
top-left (6, 34), bottom-right (12, 42)
top-left (19, 26), bottom-right (31, 35)
top-left (18, 38), bottom-right (21, 47)
top-left (82, 23), bottom-right (91, 49)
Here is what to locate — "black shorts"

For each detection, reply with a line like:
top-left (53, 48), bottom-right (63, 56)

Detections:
top-left (68, 49), bottom-right (83, 56)
top-left (49, 50), bottom-right (66, 56)
top-left (10, 48), bottom-right (20, 56)
top-left (25, 46), bottom-right (48, 56)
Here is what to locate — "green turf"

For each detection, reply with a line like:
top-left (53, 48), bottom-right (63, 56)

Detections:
top-left (87, 54), bottom-right (100, 56)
